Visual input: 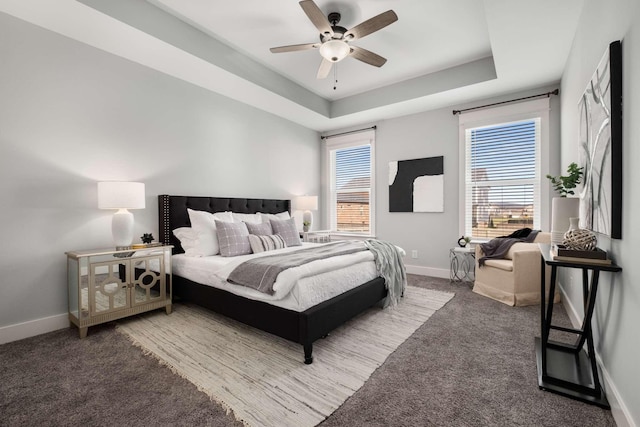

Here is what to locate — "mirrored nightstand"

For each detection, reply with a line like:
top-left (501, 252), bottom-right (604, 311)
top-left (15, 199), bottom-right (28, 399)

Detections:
top-left (66, 245), bottom-right (173, 338)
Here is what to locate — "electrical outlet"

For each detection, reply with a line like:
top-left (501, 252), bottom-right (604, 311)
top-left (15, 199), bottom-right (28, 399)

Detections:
top-left (411, 250), bottom-right (418, 259)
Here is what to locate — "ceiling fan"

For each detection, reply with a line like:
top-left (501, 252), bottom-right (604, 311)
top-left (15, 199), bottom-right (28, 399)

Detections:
top-left (270, 0), bottom-right (398, 79)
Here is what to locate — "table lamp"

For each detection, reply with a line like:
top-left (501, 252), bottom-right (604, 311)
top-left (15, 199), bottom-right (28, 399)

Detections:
top-left (294, 196), bottom-right (318, 231)
top-left (98, 182), bottom-right (145, 249)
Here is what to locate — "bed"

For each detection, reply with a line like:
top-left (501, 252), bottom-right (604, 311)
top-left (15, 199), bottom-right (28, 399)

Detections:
top-left (158, 195), bottom-right (388, 364)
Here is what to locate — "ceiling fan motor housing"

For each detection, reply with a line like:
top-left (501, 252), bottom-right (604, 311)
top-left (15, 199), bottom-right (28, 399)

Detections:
top-left (319, 12), bottom-right (350, 42)
top-left (321, 25), bottom-right (347, 41)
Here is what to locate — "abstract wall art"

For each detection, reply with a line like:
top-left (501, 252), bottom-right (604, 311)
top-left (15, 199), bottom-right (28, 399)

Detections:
top-left (389, 156), bottom-right (444, 212)
top-left (578, 40), bottom-right (622, 239)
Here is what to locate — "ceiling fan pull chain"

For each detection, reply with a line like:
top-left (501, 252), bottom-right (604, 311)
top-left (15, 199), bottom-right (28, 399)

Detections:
top-left (334, 64), bottom-right (338, 90)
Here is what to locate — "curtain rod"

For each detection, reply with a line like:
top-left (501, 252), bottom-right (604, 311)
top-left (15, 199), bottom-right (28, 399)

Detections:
top-left (320, 125), bottom-right (377, 140)
top-left (452, 89), bottom-right (558, 115)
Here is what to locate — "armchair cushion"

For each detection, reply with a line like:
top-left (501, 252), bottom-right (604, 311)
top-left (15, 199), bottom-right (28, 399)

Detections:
top-left (483, 259), bottom-right (513, 272)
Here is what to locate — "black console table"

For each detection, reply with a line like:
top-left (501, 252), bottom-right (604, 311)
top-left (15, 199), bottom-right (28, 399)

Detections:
top-left (536, 243), bottom-right (621, 409)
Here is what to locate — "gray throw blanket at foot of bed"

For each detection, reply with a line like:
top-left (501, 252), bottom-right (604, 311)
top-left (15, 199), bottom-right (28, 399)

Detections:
top-left (227, 241), bottom-right (368, 294)
top-left (364, 239), bottom-right (407, 308)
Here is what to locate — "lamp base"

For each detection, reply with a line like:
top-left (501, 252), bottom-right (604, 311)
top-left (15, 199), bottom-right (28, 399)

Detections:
top-left (303, 210), bottom-right (313, 232)
top-left (551, 197), bottom-right (579, 244)
top-left (112, 209), bottom-right (134, 248)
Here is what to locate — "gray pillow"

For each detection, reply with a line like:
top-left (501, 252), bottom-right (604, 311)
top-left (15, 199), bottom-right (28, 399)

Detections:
top-left (245, 221), bottom-right (273, 236)
top-left (269, 218), bottom-right (301, 247)
top-left (215, 220), bottom-right (251, 257)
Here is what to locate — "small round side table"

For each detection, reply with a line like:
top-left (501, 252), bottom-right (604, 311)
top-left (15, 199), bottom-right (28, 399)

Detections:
top-left (449, 246), bottom-right (476, 283)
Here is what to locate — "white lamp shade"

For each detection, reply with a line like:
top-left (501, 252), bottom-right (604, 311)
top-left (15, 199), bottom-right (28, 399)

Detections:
top-left (293, 196), bottom-right (318, 211)
top-left (98, 182), bottom-right (145, 209)
top-left (319, 40), bottom-right (350, 62)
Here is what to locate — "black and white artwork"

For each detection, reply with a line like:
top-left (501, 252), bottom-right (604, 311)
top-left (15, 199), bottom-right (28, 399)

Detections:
top-left (578, 40), bottom-right (622, 239)
top-left (389, 156), bottom-right (444, 212)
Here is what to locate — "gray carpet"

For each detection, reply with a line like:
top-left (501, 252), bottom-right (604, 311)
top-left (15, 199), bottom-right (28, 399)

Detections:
top-left (0, 275), bottom-right (616, 426)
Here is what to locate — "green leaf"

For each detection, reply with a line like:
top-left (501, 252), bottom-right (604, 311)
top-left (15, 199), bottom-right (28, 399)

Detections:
top-left (546, 162), bottom-right (583, 197)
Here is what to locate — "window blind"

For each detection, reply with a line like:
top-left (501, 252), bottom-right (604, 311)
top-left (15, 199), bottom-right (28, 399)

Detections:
top-left (330, 144), bottom-right (372, 233)
top-left (465, 119), bottom-right (540, 239)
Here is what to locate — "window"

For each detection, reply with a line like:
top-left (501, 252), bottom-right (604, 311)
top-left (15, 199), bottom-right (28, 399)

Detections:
top-left (325, 130), bottom-right (375, 235)
top-left (459, 98), bottom-right (549, 240)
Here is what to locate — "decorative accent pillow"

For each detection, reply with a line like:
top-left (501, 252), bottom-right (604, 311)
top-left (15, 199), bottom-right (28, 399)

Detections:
top-left (215, 220), bottom-right (252, 257)
top-left (232, 212), bottom-right (262, 224)
top-left (245, 221), bottom-right (273, 236)
top-left (187, 209), bottom-right (234, 256)
top-left (258, 211), bottom-right (291, 222)
top-left (248, 234), bottom-right (287, 253)
top-left (269, 218), bottom-right (301, 247)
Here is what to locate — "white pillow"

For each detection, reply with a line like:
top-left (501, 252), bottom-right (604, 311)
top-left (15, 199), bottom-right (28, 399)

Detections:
top-left (172, 227), bottom-right (200, 256)
top-left (232, 212), bottom-right (262, 224)
top-left (173, 226), bottom-right (195, 241)
top-left (258, 211), bottom-right (291, 222)
top-left (187, 209), bottom-right (234, 256)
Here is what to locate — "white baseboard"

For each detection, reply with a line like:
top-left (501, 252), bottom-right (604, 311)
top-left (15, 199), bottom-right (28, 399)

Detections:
top-left (558, 283), bottom-right (636, 427)
top-left (0, 313), bottom-right (69, 345)
top-left (405, 264), bottom-right (449, 279)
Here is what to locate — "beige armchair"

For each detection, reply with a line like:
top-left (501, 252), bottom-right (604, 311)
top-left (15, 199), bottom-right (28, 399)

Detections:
top-left (473, 232), bottom-right (559, 306)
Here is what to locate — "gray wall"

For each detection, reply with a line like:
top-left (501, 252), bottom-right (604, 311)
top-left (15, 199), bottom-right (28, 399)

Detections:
top-left (559, 0), bottom-right (640, 424)
top-left (0, 13), bottom-right (320, 329)
top-left (7, 10), bottom-right (634, 423)
top-left (375, 108), bottom-right (460, 275)
top-left (323, 87), bottom-right (561, 276)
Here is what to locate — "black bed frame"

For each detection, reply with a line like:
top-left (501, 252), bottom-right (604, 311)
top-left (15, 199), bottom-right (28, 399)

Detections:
top-left (158, 195), bottom-right (387, 364)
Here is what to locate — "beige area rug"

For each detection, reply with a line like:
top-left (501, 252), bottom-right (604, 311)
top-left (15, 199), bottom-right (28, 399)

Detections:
top-left (116, 286), bottom-right (454, 427)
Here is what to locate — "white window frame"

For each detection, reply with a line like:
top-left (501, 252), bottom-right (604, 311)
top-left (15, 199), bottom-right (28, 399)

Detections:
top-left (458, 98), bottom-right (550, 241)
top-left (324, 130), bottom-right (376, 237)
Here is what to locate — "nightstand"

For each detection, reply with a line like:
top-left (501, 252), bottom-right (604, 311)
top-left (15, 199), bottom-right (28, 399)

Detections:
top-left (66, 245), bottom-right (173, 338)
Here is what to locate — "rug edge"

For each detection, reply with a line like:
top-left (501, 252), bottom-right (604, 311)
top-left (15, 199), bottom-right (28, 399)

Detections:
top-left (115, 324), bottom-right (251, 427)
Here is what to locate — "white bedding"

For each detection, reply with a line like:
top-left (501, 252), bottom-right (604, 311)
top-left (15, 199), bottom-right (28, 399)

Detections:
top-left (172, 242), bottom-right (381, 312)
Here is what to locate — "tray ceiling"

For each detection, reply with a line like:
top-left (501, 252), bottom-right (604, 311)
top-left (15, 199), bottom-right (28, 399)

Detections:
top-left (0, 0), bottom-right (583, 131)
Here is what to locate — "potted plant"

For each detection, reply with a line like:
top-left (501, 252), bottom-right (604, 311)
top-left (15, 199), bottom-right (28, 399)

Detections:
top-left (457, 236), bottom-right (471, 247)
top-left (547, 163), bottom-right (584, 243)
top-left (546, 162), bottom-right (584, 197)
top-left (302, 221), bottom-right (311, 232)
top-left (141, 233), bottom-right (154, 244)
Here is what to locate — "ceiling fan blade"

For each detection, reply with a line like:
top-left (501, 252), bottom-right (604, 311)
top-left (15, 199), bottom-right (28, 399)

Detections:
top-left (317, 58), bottom-right (333, 79)
top-left (345, 10), bottom-right (398, 41)
top-left (299, 0), bottom-right (333, 37)
top-left (270, 43), bottom-right (319, 53)
top-left (350, 46), bottom-right (387, 67)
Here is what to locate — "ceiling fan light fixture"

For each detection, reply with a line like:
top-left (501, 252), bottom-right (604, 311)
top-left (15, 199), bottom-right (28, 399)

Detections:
top-left (319, 40), bottom-right (350, 62)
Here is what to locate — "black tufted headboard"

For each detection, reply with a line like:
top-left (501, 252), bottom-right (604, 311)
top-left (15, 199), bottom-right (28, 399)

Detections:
top-left (158, 195), bottom-right (291, 254)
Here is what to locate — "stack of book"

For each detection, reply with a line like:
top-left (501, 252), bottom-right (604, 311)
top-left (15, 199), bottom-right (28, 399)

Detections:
top-left (550, 244), bottom-right (611, 265)
top-left (131, 242), bottom-right (163, 249)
